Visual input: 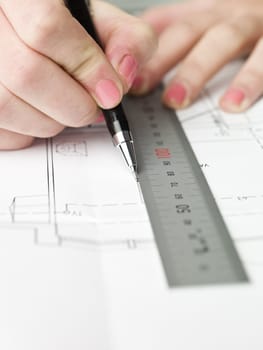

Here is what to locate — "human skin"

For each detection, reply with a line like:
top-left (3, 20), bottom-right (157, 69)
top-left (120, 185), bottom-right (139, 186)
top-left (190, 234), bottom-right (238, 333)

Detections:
top-left (0, 0), bottom-right (156, 150)
top-left (131, 0), bottom-right (263, 113)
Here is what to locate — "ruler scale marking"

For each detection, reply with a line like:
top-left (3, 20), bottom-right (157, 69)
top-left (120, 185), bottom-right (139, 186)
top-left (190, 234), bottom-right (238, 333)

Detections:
top-left (124, 86), bottom-right (248, 287)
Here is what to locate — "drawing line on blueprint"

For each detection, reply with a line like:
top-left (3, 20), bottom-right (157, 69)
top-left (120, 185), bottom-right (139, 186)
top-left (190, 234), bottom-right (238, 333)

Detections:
top-left (3, 133), bottom-right (153, 251)
top-left (182, 89), bottom-right (263, 144)
top-left (179, 86), bottom-right (263, 249)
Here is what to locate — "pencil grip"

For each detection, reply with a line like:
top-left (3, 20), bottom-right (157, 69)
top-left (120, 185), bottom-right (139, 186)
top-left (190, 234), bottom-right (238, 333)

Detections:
top-left (65, 0), bottom-right (103, 47)
top-left (103, 104), bottom-right (130, 136)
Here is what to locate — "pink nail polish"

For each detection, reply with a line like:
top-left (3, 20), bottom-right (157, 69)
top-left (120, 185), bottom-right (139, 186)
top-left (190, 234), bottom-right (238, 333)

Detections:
top-left (118, 55), bottom-right (138, 88)
top-left (165, 83), bottom-right (187, 107)
top-left (95, 79), bottom-right (121, 108)
top-left (223, 89), bottom-right (245, 106)
top-left (221, 88), bottom-right (249, 112)
top-left (222, 88), bottom-right (245, 106)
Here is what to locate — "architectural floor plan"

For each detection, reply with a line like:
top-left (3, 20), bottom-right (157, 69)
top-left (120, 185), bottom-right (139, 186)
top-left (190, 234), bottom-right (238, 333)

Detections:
top-left (1, 58), bottom-right (263, 349)
top-left (1, 125), bottom-right (152, 250)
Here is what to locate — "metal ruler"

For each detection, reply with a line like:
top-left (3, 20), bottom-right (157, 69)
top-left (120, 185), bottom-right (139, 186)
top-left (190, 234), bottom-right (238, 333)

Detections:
top-left (124, 86), bottom-right (248, 287)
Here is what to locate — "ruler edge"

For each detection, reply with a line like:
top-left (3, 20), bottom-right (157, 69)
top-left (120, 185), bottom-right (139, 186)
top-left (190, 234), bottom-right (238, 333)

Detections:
top-left (170, 109), bottom-right (249, 284)
top-left (124, 88), bottom-right (249, 286)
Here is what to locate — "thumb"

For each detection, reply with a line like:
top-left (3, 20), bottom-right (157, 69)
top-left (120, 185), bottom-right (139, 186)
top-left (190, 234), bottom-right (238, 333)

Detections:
top-left (93, 1), bottom-right (157, 91)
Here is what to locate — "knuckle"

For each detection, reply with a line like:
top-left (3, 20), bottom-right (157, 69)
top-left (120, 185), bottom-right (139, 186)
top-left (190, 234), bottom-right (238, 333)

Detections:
top-left (23, 4), bottom-right (63, 49)
top-left (128, 21), bottom-right (158, 64)
top-left (182, 59), bottom-right (207, 83)
top-left (178, 20), bottom-right (200, 40)
top-left (231, 14), bottom-right (261, 39)
top-left (209, 22), bottom-right (245, 44)
top-left (228, 14), bottom-right (257, 37)
top-left (13, 53), bottom-right (40, 92)
top-left (68, 44), bottom-right (103, 79)
top-left (139, 21), bottom-right (158, 51)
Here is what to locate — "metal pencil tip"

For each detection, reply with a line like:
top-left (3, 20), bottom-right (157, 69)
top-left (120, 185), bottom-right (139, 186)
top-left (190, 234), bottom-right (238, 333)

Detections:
top-left (130, 166), bottom-right (139, 182)
top-left (117, 138), bottom-right (138, 181)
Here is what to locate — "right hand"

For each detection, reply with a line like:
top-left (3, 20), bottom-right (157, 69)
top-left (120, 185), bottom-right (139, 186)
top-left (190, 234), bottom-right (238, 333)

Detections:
top-left (0, 0), bottom-right (156, 149)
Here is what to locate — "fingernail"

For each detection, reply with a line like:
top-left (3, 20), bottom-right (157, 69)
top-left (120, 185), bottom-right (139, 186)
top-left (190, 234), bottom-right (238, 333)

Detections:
top-left (221, 88), bottom-right (248, 111)
top-left (95, 79), bottom-right (121, 108)
top-left (164, 82), bottom-right (189, 108)
top-left (118, 55), bottom-right (138, 89)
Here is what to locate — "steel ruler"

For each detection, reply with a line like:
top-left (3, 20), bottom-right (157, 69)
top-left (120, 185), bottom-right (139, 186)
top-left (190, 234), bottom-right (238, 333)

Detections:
top-left (124, 86), bottom-right (248, 287)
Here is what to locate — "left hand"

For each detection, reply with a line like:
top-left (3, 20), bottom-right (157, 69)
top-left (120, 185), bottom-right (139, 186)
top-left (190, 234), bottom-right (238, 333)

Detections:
top-left (131, 0), bottom-right (263, 113)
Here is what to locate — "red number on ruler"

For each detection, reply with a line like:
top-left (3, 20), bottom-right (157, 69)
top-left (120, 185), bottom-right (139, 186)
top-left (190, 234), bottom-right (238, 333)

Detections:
top-left (155, 148), bottom-right (171, 159)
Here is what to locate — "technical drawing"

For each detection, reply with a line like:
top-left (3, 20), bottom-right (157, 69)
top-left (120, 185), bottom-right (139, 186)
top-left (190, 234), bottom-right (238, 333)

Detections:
top-left (1, 61), bottom-right (263, 269)
top-left (1, 133), bottom-right (153, 251)
top-left (9, 195), bottom-right (50, 223)
top-left (55, 140), bottom-right (88, 157)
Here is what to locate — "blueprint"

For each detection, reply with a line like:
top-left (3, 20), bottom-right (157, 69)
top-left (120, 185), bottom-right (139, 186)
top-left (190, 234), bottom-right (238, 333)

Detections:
top-left (0, 124), bottom-right (151, 250)
top-left (1, 59), bottom-right (263, 350)
top-left (179, 61), bottom-right (263, 275)
top-left (2, 1), bottom-right (263, 349)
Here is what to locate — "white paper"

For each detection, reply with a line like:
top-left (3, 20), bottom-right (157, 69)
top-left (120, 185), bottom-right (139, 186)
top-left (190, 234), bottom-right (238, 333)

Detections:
top-left (1, 61), bottom-right (263, 349)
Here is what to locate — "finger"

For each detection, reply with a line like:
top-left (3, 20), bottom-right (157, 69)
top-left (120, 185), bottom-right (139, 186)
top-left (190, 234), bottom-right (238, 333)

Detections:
top-left (131, 13), bottom-right (217, 94)
top-left (0, 8), bottom-right (99, 127)
top-left (220, 37), bottom-right (263, 112)
top-left (0, 129), bottom-right (34, 150)
top-left (141, 0), bottom-right (215, 34)
top-left (0, 82), bottom-right (64, 137)
top-left (162, 14), bottom-right (263, 109)
top-left (93, 1), bottom-right (157, 91)
top-left (1, 0), bottom-right (124, 106)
